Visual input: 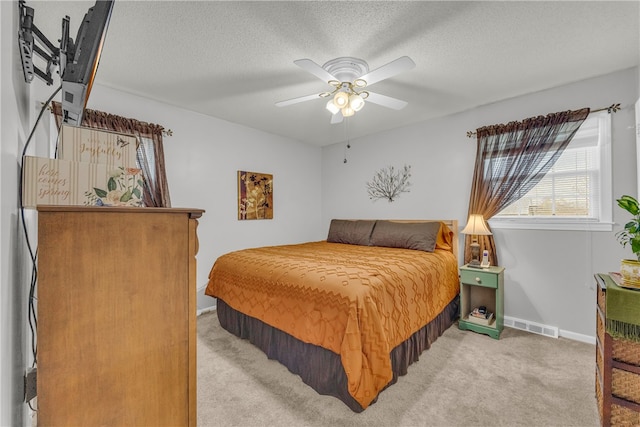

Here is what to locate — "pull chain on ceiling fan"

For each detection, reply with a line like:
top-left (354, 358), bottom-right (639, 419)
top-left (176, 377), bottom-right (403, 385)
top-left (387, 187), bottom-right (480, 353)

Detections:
top-left (276, 56), bottom-right (416, 124)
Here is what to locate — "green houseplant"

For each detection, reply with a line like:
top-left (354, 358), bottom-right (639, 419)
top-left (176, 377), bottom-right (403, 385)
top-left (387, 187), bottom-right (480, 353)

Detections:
top-left (616, 195), bottom-right (640, 259)
top-left (616, 195), bottom-right (640, 284)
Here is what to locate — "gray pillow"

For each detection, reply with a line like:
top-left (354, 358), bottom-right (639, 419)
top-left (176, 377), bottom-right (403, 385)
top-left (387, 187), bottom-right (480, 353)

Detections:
top-left (327, 219), bottom-right (376, 246)
top-left (369, 221), bottom-right (441, 252)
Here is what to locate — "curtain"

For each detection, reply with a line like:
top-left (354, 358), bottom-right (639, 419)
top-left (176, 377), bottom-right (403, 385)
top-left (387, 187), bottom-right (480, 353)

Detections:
top-left (51, 102), bottom-right (171, 207)
top-left (465, 108), bottom-right (590, 266)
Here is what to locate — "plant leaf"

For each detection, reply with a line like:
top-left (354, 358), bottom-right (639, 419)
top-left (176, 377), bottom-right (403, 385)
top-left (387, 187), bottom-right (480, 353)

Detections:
top-left (120, 190), bottom-right (132, 202)
top-left (108, 177), bottom-right (116, 191)
top-left (94, 188), bottom-right (107, 198)
top-left (618, 195), bottom-right (640, 215)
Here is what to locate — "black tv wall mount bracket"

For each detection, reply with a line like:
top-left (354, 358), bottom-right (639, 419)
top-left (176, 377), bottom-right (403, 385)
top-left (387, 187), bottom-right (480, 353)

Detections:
top-left (18, 0), bottom-right (70, 86)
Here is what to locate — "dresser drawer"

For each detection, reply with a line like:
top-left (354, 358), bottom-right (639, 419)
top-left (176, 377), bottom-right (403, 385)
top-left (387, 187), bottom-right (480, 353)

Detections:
top-left (460, 269), bottom-right (499, 288)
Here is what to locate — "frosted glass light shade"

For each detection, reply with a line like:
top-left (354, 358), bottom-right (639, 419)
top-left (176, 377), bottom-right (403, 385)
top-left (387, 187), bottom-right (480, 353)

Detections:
top-left (326, 100), bottom-right (340, 114)
top-left (341, 106), bottom-right (355, 117)
top-left (349, 94), bottom-right (365, 111)
top-left (333, 91), bottom-right (349, 108)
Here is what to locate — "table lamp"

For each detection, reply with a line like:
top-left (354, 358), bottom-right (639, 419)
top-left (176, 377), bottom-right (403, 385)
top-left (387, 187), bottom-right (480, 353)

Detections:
top-left (461, 214), bottom-right (492, 268)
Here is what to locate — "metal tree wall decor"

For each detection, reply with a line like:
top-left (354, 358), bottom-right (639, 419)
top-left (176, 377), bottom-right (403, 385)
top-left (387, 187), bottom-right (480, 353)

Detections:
top-left (366, 164), bottom-right (412, 202)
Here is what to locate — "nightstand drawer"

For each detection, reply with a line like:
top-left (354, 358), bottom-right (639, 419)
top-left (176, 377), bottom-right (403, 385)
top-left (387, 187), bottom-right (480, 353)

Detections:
top-left (460, 269), bottom-right (498, 288)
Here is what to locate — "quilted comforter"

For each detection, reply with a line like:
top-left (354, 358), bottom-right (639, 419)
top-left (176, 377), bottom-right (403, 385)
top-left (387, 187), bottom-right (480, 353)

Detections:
top-left (205, 236), bottom-right (459, 409)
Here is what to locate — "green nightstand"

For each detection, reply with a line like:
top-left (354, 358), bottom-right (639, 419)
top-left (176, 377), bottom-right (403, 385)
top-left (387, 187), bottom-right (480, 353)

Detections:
top-left (458, 265), bottom-right (504, 339)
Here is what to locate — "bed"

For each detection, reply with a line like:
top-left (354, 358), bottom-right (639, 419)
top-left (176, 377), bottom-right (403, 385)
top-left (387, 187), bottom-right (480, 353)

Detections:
top-left (204, 219), bottom-right (460, 412)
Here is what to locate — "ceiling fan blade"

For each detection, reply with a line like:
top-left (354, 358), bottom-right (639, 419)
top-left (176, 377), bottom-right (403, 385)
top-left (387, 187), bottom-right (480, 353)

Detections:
top-left (294, 59), bottom-right (337, 83)
top-left (330, 112), bottom-right (343, 124)
top-left (358, 56), bottom-right (416, 86)
top-left (365, 92), bottom-right (409, 110)
top-left (275, 93), bottom-right (322, 107)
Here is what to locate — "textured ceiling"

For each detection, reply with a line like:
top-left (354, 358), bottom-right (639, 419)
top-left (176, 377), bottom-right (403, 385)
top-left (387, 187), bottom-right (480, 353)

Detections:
top-left (27, 1), bottom-right (640, 146)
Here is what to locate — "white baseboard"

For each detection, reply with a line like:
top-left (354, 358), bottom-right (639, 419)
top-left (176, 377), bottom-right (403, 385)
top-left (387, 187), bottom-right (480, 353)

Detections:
top-left (559, 329), bottom-right (596, 345)
top-left (197, 305), bottom-right (216, 316)
top-left (504, 315), bottom-right (596, 344)
top-left (196, 284), bottom-right (216, 317)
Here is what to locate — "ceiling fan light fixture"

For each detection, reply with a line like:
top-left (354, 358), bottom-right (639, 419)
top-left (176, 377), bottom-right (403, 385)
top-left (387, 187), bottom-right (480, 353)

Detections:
top-left (349, 93), bottom-right (365, 111)
top-left (342, 106), bottom-right (355, 117)
top-left (326, 100), bottom-right (340, 114)
top-left (276, 56), bottom-right (414, 124)
top-left (333, 91), bottom-right (349, 108)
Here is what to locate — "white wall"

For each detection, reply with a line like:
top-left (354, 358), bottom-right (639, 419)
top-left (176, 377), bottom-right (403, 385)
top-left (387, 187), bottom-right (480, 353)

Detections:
top-left (1, 1), bottom-right (34, 425)
top-left (322, 67), bottom-right (639, 340)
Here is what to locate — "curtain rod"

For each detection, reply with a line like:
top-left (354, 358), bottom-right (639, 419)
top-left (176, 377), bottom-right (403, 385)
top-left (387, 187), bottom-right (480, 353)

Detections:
top-left (41, 102), bottom-right (173, 137)
top-left (466, 103), bottom-right (621, 138)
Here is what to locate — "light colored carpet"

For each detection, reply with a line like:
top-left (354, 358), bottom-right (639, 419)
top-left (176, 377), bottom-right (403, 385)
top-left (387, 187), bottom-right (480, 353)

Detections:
top-left (197, 311), bottom-right (599, 426)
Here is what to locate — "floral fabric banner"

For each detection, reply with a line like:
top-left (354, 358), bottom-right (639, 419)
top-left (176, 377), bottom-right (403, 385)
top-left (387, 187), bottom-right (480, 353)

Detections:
top-left (22, 157), bottom-right (143, 208)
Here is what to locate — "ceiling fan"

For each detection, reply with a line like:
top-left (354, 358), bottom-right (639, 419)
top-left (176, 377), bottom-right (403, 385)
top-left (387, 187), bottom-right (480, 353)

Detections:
top-left (275, 56), bottom-right (416, 124)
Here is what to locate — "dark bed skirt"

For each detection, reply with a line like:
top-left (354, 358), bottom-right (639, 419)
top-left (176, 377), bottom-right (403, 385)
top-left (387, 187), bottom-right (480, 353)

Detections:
top-left (216, 295), bottom-right (460, 412)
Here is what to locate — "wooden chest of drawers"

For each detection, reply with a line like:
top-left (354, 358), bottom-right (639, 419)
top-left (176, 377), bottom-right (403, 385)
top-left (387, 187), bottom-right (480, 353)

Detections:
top-left (37, 206), bottom-right (204, 426)
top-left (594, 274), bottom-right (640, 426)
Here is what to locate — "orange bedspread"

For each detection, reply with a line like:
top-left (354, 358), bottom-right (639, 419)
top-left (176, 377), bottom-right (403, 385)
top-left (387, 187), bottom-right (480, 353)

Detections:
top-left (205, 232), bottom-right (459, 409)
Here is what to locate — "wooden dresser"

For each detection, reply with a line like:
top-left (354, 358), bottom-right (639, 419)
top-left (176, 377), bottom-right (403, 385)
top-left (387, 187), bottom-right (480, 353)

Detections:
top-left (37, 206), bottom-right (204, 426)
top-left (594, 274), bottom-right (640, 426)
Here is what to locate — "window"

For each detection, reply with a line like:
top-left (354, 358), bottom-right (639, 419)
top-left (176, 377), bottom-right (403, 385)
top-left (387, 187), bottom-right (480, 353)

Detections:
top-left (137, 136), bottom-right (157, 182)
top-left (490, 111), bottom-right (612, 231)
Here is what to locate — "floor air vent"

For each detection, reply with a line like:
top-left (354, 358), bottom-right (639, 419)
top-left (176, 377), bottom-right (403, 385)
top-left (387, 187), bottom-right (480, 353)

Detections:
top-left (504, 316), bottom-right (559, 339)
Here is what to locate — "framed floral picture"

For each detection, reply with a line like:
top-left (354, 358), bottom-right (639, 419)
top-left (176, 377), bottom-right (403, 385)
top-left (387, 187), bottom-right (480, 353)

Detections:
top-left (238, 171), bottom-right (273, 220)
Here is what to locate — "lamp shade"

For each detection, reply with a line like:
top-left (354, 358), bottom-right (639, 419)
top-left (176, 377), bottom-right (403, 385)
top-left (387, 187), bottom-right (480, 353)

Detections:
top-left (333, 91), bottom-right (349, 108)
top-left (341, 106), bottom-right (355, 117)
top-left (349, 93), bottom-right (365, 111)
top-left (325, 100), bottom-right (340, 114)
top-left (461, 214), bottom-right (492, 235)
